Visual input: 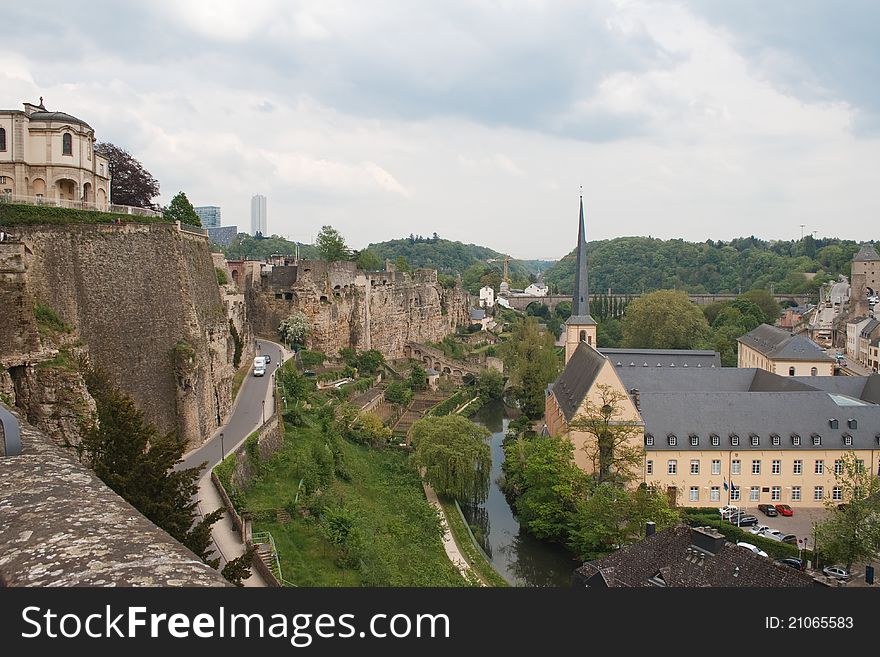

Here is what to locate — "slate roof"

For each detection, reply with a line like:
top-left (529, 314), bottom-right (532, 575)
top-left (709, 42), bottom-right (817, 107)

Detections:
top-left (470, 308), bottom-right (486, 321)
top-left (640, 389), bottom-right (880, 451)
top-left (602, 348), bottom-right (721, 369)
top-left (738, 324), bottom-right (833, 362)
top-left (574, 525), bottom-right (816, 588)
top-left (27, 110), bottom-right (92, 129)
top-left (552, 342), bottom-right (607, 422)
top-left (860, 319), bottom-right (880, 339)
top-left (853, 243), bottom-right (880, 262)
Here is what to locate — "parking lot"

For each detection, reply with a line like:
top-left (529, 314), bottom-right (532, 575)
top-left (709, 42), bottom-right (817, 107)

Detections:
top-left (733, 505), bottom-right (830, 551)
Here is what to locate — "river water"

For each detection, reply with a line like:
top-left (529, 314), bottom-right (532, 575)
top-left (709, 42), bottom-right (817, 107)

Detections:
top-left (464, 400), bottom-right (581, 587)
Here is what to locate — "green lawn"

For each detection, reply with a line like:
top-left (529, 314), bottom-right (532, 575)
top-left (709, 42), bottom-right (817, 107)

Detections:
top-left (240, 422), bottom-right (467, 586)
top-left (438, 495), bottom-right (509, 587)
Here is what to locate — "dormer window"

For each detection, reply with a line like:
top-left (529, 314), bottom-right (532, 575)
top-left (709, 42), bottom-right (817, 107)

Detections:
top-left (690, 434), bottom-right (699, 447)
top-left (750, 434), bottom-right (760, 446)
top-left (791, 433), bottom-right (801, 446)
top-left (829, 419), bottom-right (839, 429)
top-left (710, 433), bottom-right (720, 446)
top-left (645, 433), bottom-right (654, 446)
top-left (730, 433), bottom-right (739, 446)
top-left (62, 133), bottom-right (72, 156)
top-left (771, 433), bottom-right (780, 446)
top-left (847, 419), bottom-right (858, 430)
top-left (812, 433), bottom-right (822, 446)
top-left (667, 433), bottom-right (677, 447)
top-left (843, 434), bottom-right (853, 447)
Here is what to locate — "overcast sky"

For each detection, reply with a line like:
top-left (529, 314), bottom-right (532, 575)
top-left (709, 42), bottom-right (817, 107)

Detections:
top-left (3, 1), bottom-right (879, 258)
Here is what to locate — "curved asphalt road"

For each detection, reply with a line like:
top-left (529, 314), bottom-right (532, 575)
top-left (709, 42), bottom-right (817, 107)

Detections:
top-left (178, 339), bottom-right (288, 586)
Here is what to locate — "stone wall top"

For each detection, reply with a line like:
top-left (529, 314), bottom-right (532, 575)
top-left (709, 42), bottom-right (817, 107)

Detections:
top-left (0, 403), bottom-right (229, 587)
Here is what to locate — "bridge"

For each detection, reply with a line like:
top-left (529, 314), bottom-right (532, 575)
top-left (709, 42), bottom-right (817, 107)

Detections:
top-left (403, 342), bottom-right (482, 377)
top-left (502, 292), bottom-right (815, 313)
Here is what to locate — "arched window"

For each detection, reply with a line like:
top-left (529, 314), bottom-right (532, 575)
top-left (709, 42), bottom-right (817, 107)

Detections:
top-left (810, 367), bottom-right (818, 376)
top-left (579, 330), bottom-right (586, 342)
top-left (788, 366), bottom-right (795, 376)
top-left (62, 133), bottom-right (72, 156)
top-left (0, 127), bottom-right (6, 151)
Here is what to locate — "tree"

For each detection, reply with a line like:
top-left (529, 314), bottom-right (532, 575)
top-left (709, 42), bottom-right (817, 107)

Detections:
top-left (814, 452), bottom-right (880, 571)
top-left (316, 225), bottom-right (350, 261)
top-left (94, 142), bottom-right (160, 209)
top-left (411, 415), bottom-right (491, 505)
top-left (221, 547), bottom-right (256, 586)
top-left (409, 363), bottom-right (428, 391)
top-left (350, 412), bottom-right (393, 447)
top-left (354, 248), bottom-right (383, 271)
top-left (738, 289), bottom-right (781, 324)
top-left (384, 381), bottom-right (413, 406)
top-left (278, 311), bottom-right (309, 347)
top-left (621, 290), bottom-right (710, 349)
top-left (568, 384), bottom-right (645, 484)
top-left (164, 191), bottom-right (201, 226)
top-left (475, 369), bottom-right (504, 400)
top-left (80, 367), bottom-right (220, 567)
top-left (498, 317), bottom-right (559, 418)
top-left (394, 255), bottom-right (411, 272)
top-left (502, 434), bottom-right (588, 541)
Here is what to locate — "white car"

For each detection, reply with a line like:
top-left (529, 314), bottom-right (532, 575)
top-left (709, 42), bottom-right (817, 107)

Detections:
top-left (736, 542), bottom-right (769, 558)
top-left (748, 525), bottom-right (770, 535)
top-left (823, 566), bottom-right (851, 580)
top-left (718, 505), bottom-right (739, 518)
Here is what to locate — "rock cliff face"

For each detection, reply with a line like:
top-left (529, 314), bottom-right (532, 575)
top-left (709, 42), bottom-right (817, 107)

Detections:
top-left (246, 259), bottom-right (470, 357)
top-left (0, 223), bottom-right (235, 448)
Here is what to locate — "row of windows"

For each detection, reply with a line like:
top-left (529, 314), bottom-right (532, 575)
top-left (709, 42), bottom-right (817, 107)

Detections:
top-left (646, 430), bottom-right (865, 448)
top-left (688, 485), bottom-right (841, 502)
top-left (0, 128), bottom-right (78, 156)
top-left (647, 458), bottom-right (863, 476)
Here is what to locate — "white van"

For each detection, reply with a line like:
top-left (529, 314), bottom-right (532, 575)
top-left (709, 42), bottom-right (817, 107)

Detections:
top-left (253, 356), bottom-right (267, 377)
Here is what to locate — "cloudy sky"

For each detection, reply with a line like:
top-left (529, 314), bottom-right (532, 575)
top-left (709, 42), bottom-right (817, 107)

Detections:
top-left (3, 1), bottom-right (879, 258)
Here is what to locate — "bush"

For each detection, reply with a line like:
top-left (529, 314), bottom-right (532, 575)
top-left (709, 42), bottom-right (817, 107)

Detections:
top-left (0, 202), bottom-right (173, 226)
top-left (215, 267), bottom-right (228, 285)
top-left (34, 303), bottom-right (72, 334)
top-left (299, 350), bottom-right (326, 369)
top-left (681, 511), bottom-right (798, 560)
top-left (385, 381), bottom-right (413, 406)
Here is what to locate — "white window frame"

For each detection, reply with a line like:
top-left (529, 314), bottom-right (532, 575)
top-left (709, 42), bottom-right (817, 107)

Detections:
top-left (668, 460), bottom-right (677, 475)
top-left (752, 460), bottom-right (761, 475)
top-left (730, 435), bottom-right (739, 446)
top-left (711, 434), bottom-right (720, 446)
top-left (690, 435), bottom-right (699, 447)
top-left (646, 460), bottom-right (653, 475)
top-left (834, 460), bottom-right (843, 475)
top-left (711, 460), bottom-right (721, 475)
top-left (749, 486), bottom-right (760, 502)
top-left (731, 487), bottom-right (741, 501)
top-left (815, 460), bottom-right (824, 475)
top-left (689, 487), bottom-right (699, 502)
top-left (814, 486), bottom-right (824, 501)
top-left (844, 435), bottom-right (853, 447)
top-left (771, 434), bottom-right (780, 446)
top-left (771, 486), bottom-right (781, 501)
top-left (792, 435), bottom-right (800, 446)
top-left (750, 435), bottom-right (760, 446)
top-left (690, 460), bottom-right (700, 475)
top-left (832, 486), bottom-right (842, 501)
top-left (668, 435), bottom-right (677, 447)
top-left (791, 486), bottom-right (801, 502)
top-left (793, 460), bottom-right (802, 475)
top-left (645, 434), bottom-right (654, 446)
top-left (710, 486), bottom-right (720, 502)
top-left (772, 460), bottom-right (781, 475)
top-left (732, 460), bottom-right (741, 475)
top-left (812, 435), bottom-right (821, 446)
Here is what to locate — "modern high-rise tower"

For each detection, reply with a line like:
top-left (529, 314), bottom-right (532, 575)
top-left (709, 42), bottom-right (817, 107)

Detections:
top-left (194, 206), bottom-right (221, 228)
top-left (250, 194), bottom-right (267, 236)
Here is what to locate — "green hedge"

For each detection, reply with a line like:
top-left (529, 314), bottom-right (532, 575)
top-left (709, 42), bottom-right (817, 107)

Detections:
top-left (682, 511), bottom-right (799, 560)
top-left (0, 202), bottom-right (172, 226)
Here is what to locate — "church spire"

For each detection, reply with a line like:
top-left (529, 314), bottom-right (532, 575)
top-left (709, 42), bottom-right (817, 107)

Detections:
top-left (572, 194), bottom-right (590, 317)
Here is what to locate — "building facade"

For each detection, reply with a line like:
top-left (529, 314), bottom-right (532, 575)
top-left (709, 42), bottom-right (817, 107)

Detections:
top-left (206, 225), bottom-right (238, 247)
top-left (0, 100), bottom-right (110, 209)
top-left (737, 324), bottom-right (834, 376)
top-left (479, 285), bottom-right (495, 308)
top-left (546, 199), bottom-right (880, 508)
top-left (194, 205), bottom-right (221, 228)
top-left (250, 194), bottom-right (267, 236)
top-left (851, 244), bottom-right (880, 317)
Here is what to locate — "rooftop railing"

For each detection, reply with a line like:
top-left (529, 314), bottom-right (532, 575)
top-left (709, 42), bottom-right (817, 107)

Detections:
top-left (0, 193), bottom-right (162, 217)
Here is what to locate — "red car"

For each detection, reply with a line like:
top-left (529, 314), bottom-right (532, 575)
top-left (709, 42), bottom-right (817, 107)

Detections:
top-left (775, 504), bottom-right (794, 516)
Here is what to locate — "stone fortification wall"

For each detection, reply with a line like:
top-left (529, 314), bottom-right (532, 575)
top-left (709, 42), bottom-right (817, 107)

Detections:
top-left (0, 403), bottom-right (229, 587)
top-left (8, 223), bottom-right (234, 447)
top-left (246, 259), bottom-right (470, 357)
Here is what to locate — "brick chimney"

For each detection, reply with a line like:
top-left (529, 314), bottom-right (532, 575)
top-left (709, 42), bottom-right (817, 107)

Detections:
top-left (690, 527), bottom-right (725, 555)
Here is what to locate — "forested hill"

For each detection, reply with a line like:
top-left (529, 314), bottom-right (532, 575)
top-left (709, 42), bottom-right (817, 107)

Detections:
top-left (366, 236), bottom-right (541, 292)
top-left (543, 235), bottom-right (865, 295)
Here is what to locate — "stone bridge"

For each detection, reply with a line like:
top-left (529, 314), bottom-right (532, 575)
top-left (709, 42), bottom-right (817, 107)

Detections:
top-left (403, 342), bottom-right (482, 377)
top-left (502, 292), bottom-right (815, 312)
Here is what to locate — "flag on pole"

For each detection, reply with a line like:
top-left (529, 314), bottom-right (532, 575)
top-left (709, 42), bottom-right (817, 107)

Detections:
top-left (723, 478), bottom-right (729, 491)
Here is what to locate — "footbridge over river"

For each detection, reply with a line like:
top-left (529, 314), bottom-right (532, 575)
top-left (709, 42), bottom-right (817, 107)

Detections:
top-left (502, 292), bottom-right (815, 313)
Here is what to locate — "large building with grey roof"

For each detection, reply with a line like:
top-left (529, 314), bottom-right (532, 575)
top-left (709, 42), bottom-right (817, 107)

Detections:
top-left (546, 200), bottom-right (880, 507)
top-left (737, 323), bottom-right (833, 376)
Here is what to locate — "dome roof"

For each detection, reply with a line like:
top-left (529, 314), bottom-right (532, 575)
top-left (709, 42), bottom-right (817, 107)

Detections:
top-left (28, 110), bottom-right (92, 130)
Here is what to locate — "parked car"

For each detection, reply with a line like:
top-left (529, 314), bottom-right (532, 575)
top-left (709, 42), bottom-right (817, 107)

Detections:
top-left (303, 370), bottom-right (316, 377)
top-left (748, 525), bottom-right (771, 535)
top-left (727, 514), bottom-right (760, 527)
top-left (757, 504), bottom-right (779, 517)
top-left (737, 542), bottom-right (769, 558)
top-left (763, 531), bottom-right (798, 545)
top-left (264, 354), bottom-right (271, 364)
top-left (779, 557), bottom-right (805, 571)
top-left (823, 566), bottom-right (851, 580)
top-left (775, 504), bottom-right (794, 516)
top-left (718, 505), bottom-right (739, 518)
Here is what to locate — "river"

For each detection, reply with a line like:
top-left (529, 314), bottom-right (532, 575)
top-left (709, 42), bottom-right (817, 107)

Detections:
top-left (464, 399), bottom-right (581, 587)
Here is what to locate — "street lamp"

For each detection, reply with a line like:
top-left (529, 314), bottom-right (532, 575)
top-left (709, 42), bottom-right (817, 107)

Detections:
top-left (220, 432), bottom-right (225, 461)
top-left (262, 399), bottom-right (265, 424)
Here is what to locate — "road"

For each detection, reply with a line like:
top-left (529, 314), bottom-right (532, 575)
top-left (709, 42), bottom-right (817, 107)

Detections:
top-left (179, 339), bottom-right (288, 587)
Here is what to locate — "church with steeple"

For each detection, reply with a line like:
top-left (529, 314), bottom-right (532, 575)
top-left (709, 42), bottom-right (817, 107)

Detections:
top-left (563, 195), bottom-right (597, 362)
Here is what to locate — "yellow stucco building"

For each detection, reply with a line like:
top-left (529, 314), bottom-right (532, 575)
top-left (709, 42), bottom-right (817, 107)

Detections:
top-left (737, 323), bottom-right (834, 376)
top-left (546, 200), bottom-right (880, 508)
